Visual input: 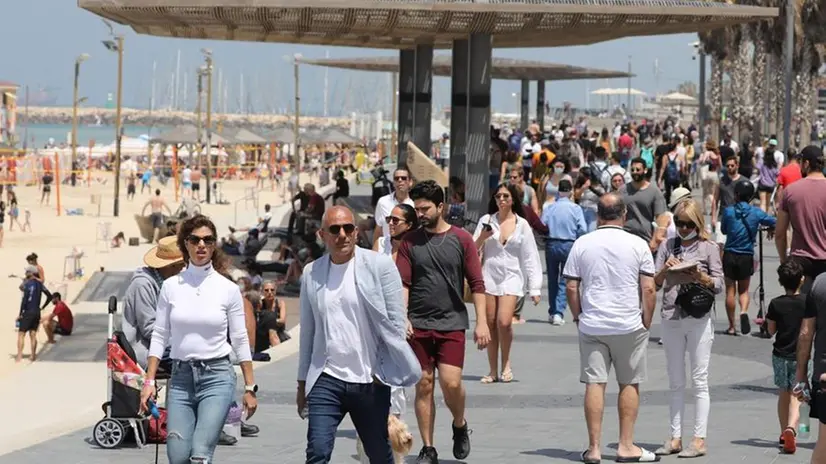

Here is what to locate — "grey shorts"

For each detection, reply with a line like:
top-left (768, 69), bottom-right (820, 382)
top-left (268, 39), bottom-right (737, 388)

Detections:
top-left (579, 328), bottom-right (648, 385)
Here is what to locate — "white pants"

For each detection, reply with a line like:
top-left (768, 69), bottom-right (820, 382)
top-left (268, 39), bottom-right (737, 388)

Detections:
top-left (661, 315), bottom-right (714, 438)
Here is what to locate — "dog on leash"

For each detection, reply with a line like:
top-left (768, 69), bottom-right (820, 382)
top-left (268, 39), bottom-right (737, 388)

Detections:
top-left (356, 415), bottom-right (414, 464)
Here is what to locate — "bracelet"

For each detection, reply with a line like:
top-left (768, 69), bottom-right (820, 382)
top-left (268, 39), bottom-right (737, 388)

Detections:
top-left (144, 379), bottom-right (156, 387)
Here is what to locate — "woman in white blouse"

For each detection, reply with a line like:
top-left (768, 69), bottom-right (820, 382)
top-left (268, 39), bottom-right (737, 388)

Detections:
top-left (140, 215), bottom-right (257, 464)
top-left (473, 183), bottom-right (543, 383)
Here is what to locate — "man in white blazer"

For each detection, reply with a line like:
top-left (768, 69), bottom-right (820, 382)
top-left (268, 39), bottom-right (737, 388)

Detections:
top-left (297, 205), bottom-right (422, 463)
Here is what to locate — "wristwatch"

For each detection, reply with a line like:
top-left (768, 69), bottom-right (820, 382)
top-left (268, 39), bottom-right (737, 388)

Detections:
top-left (245, 384), bottom-right (259, 394)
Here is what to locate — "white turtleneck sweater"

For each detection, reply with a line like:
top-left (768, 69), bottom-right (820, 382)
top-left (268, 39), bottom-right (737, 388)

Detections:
top-left (148, 262), bottom-right (252, 363)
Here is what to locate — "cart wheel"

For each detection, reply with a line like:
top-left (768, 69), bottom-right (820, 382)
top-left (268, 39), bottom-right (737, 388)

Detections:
top-left (93, 418), bottom-right (126, 449)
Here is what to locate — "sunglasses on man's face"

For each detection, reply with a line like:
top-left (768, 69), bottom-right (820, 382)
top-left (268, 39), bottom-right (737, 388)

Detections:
top-left (327, 223), bottom-right (356, 235)
top-left (263, 288), bottom-right (275, 293)
top-left (386, 216), bottom-right (406, 225)
top-left (186, 235), bottom-right (216, 246)
top-left (394, 176), bottom-right (409, 182)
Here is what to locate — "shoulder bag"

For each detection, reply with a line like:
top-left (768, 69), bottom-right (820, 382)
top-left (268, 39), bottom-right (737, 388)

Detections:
top-left (672, 237), bottom-right (715, 318)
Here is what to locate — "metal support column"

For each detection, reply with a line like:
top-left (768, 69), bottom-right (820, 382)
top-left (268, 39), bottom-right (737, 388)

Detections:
top-left (397, 49), bottom-right (416, 166)
top-left (520, 79), bottom-right (530, 130)
top-left (465, 34), bottom-right (492, 224)
top-left (536, 80), bottom-right (546, 131)
top-left (412, 45), bottom-right (433, 157)
top-left (449, 39), bottom-right (469, 181)
top-left (698, 51), bottom-right (706, 142)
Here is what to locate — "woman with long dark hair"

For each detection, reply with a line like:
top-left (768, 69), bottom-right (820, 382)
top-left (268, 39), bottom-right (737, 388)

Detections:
top-left (473, 183), bottom-right (542, 383)
top-left (757, 145), bottom-right (780, 212)
top-left (140, 214), bottom-right (257, 464)
top-left (374, 203), bottom-right (420, 258)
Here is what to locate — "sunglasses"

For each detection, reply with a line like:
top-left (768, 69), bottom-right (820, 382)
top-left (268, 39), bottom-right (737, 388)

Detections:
top-left (327, 223), bottom-right (356, 235)
top-left (495, 193), bottom-right (511, 200)
top-left (394, 176), bottom-right (409, 181)
top-left (674, 220), bottom-right (695, 229)
top-left (263, 288), bottom-right (275, 293)
top-left (186, 235), bottom-right (216, 246)
top-left (385, 216), bottom-right (406, 225)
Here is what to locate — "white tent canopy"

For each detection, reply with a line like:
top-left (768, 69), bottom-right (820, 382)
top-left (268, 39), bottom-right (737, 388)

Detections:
top-left (431, 120), bottom-right (449, 142)
top-left (660, 92), bottom-right (697, 103)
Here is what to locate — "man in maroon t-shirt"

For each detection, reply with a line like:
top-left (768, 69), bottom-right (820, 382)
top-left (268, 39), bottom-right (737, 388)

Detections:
top-left (396, 180), bottom-right (490, 464)
top-left (40, 292), bottom-right (73, 343)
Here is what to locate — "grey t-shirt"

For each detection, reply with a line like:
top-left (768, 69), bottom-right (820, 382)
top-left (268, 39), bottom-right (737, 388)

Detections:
top-left (621, 182), bottom-right (666, 242)
top-left (807, 274), bottom-right (826, 379)
top-left (717, 175), bottom-right (739, 210)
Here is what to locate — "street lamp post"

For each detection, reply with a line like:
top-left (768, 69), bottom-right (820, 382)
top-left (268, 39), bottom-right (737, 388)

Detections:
top-left (103, 34), bottom-right (124, 217)
top-left (71, 54), bottom-right (90, 172)
top-left (283, 54), bottom-right (302, 174)
top-left (196, 70), bottom-right (204, 169)
top-left (202, 49), bottom-right (213, 204)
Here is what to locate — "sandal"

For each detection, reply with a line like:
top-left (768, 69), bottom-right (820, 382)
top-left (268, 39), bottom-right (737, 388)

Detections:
top-left (581, 450), bottom-right (601, 464)
top-left (740, 313), bottom-right (751, 335)
top-left (480, 375), bottom-right (498, 384)
top-left (500, 369), bottom-right (514, 383)
top-left (782, 427), bottom-right (797, 454)
top-left (724, 328), bottom-right (738, 336)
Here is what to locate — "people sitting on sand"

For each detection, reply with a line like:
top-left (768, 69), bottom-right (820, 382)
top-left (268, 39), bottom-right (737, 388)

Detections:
top-left (141, 189), bottom-right (172, 243)
top-left (229, 203), bottom-right (273, 235)
top-left (121, 236), bottom-right (185, 370)
top-left (288, 184), bottom-right (325, 237)
top-left (221, 227), bottom-right (267, 258)
top-left (111, 231), bottom-right (126, 248)
top-left (16, 266), bottom-right (53, 363)
top-left (41, 292), bottom-right (73, 343)
top-left (254, 280), bottom-right (290, 353)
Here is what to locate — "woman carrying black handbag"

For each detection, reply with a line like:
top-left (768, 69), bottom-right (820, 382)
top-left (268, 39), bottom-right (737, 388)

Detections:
top-left (652, 199), bottom-right (724, 459)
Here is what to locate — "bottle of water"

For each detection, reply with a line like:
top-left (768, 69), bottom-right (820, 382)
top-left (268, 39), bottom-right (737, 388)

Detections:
top-left (799, 396), bottom-right (811, 440)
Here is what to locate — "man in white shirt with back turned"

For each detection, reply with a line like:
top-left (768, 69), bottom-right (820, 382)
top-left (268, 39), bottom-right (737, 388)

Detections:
top-left (563, 193), bottom-right (658, 464)
top-left (297, 205), bottom-right (421, 463)
top-left (373, 167), bottom-right (414, 249)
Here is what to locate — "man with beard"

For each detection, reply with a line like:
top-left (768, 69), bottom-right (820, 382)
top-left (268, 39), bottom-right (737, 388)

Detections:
top-left (711, 147), bottom-right (742, 254)
top-left (776, 146), bottom-right (826, 286)
top-left (620, 157), bottom-right (669, 256)
top-left (396, 180), bottom-right (491, 464)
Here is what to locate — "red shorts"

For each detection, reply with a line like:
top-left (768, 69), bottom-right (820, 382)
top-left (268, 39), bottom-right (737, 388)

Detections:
top-left (408, 329), bottom-right (466, 370)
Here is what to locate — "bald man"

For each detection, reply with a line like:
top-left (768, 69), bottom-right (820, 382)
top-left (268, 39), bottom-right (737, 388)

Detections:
top-left (296, 205), bottom-right (422, 462)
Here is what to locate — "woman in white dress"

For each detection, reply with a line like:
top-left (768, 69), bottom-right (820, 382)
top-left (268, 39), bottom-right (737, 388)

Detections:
top-left (473, 183), bottom-right (543, 383)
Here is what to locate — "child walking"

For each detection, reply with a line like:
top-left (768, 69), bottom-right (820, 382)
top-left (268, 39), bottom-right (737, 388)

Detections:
top-left (766, 258), bottom-right (808, 454)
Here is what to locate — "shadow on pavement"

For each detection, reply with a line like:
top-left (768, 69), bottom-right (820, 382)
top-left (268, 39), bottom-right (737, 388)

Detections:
top-left (36, 313), bottom-right (107, 362)
top-left (520, 448), bottom-right (582, 462)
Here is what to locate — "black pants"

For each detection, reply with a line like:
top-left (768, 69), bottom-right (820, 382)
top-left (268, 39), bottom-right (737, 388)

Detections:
top-left (663, 179), bottom-right (682, 205)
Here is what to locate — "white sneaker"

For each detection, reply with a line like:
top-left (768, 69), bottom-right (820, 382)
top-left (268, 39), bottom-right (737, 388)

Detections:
top-left (550, 314), bottom-right (565, 326)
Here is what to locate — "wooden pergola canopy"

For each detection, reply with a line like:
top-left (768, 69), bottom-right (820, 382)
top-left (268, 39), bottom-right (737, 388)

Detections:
top-left (299, 55), bottom-right (633, 81)
top-left (79, 0), bottom-right (778, 49)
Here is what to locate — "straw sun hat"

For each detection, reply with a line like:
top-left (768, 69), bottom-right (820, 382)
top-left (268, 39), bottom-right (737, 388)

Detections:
top-left (143, 236), bottom-right (184, 269)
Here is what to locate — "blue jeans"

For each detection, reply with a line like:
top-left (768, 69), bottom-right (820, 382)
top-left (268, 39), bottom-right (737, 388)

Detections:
top-left (582, 207), bottom-right (597, 233)
top-left (306, 373), bottom-right (393, 463)
top-left (166, 357), bottom-right (237, 464)
top-left (545, 240), bottom-right (574, 318)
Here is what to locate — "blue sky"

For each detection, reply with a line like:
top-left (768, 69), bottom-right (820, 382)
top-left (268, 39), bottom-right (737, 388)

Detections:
top-left (4, 1), bottom-right (703, 116)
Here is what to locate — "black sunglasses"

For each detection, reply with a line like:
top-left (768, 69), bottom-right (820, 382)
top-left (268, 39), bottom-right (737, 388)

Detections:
top-left (327, 223), bottom-right (356, 235)
top-left (674, 220), bottom-right (694, 229)
top-left (385, 216), bottom-right (406, 225)
top-left (186, 235), bottom-right (216, 246)
top-left (394, 176), bottom-right (409, 181)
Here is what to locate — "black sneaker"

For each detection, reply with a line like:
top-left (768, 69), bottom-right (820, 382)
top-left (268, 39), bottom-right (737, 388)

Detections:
top-left (416, 446), bottom-right (439, 463)
top-left (452, 421), bottom-right (471, 459)
top-left (241, 422), bottom-right (259, 437)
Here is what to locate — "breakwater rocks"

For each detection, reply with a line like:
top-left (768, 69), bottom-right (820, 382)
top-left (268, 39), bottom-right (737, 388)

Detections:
top-left (22, 107), bottom-right (350, 130)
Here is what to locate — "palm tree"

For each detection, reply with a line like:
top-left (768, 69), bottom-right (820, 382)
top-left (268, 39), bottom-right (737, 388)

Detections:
top-left (700, 27), bottom-right (729, 141)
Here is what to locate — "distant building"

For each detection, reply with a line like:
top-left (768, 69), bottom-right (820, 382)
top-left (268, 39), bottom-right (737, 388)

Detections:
top-left (0, 81), bottom-right (19, 145)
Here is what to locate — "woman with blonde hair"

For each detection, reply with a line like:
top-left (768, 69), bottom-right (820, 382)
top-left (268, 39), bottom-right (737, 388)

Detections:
top-left (653, 199), bottom-right (724, 459)
top-left (699, 140), bottom-right (721, 215)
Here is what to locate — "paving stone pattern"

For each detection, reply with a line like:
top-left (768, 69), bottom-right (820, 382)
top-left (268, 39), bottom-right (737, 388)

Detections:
top-left (1, 186), bottom-right (814, 463)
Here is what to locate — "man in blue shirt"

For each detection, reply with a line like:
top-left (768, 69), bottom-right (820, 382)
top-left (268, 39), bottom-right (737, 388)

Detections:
top-left (720, 179), bottom-right (777, 335)
top-left (16, 265), bottom-right (53, 363)
top-left (541, 179), bottom-right (587, 325)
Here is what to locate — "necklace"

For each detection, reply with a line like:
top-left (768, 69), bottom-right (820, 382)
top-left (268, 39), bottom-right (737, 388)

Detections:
top-left (425, 227), bottom-right (450, 247)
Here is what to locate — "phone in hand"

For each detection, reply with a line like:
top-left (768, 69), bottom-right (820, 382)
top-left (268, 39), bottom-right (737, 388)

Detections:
top-left (482, 223), bottom-right (493, 232)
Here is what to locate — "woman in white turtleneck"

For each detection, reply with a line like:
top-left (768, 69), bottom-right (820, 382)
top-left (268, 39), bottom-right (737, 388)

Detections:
top-left (140, 215), bottom-right (257, 464)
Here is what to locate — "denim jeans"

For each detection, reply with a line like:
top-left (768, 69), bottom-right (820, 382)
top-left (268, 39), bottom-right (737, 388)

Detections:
top-left (545, 240), bottom-right (574, 318)
top-left (582, 207), bottom-right (597, 233)
top-left (166, 356), bottom-right (237, 464)
top-left (306, 373), bottom-right (393, 463)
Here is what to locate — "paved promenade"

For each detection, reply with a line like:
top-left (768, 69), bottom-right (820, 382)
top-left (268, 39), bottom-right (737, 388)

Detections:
top-left (0, 181), bottom-right (814, 463)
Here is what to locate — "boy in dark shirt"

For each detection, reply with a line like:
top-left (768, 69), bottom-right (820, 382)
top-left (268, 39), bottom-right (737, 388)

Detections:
top-left (767, 258), bottom-right (807, 454)
top-left (16, 266), bottom-right (53, 363)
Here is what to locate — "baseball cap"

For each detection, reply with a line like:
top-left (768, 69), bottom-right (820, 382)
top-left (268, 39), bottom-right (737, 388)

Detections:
top-left (800, 145), bottom-right (823, 162)
top-left (768, 138), bottom-right (778, 146)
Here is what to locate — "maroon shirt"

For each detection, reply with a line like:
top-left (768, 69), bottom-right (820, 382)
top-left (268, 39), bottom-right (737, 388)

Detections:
top-left (396, 225), bottom-right (484, 331)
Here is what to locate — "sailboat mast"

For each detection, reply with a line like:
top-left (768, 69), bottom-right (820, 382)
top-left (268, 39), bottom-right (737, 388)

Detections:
top-left (324, 49), bottom-right (329, 118)
top-left (182, 72), bottom-right (188, 111)
top-left (150, 60), bottom-right (157, 112)
top-left (240, 73), bottom-right (245, 114)
top-left (217, 69), bottom-right (223, 115)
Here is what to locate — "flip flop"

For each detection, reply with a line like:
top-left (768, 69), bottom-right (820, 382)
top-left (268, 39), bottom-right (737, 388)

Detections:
top-left (724, 328), bottom-right (738, 336)
top-left (480, 375), bottom-right (498, 384)
top-left (581, 450), bottom-right (601, 464)
top-left (616, 447), bottom-right (660, 462)
top-left (500, 369), bottom-right (514, 383)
